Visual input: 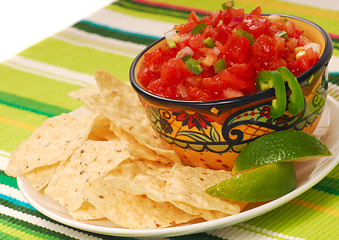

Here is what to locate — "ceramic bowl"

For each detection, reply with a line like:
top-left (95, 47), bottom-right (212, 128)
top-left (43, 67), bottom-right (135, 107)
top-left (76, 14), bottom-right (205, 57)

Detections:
top-left (129, 14), bottom-right (333, 170)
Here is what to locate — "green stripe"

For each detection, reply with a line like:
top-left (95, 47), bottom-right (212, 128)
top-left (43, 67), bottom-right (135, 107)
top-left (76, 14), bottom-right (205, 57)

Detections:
top-left (313, 177), bottom-right (339, 195)
top-left (0, 171), bottom-right (18, 189)
top-left (106, 3), bottom-right (183, 24)
top-left (0, 103), bottom-right (47, 128)
top-left (171, 233), bottom-right (224, 240)
top-left (113, 0), bottom-right (200, 20)
top-left (73, 21), bottom-right (157, 46)
top-left (0, 64), bottom-right (83, 111)
top-left (19, 38), bottom-right (133, 82)
top-left (0, 108), bottom-right (36, 152)
top-left (0, 232), bottom-right (21, 240)
top-left (0, 198), bottom-right (48, 220)
top-left (329, 73), bottom-right (339, 85)
top-left (296, 188), bottom-right (339, 210)
top-left (235, 224), bottom-right (285, 239)
top-left (0, 91), bottom-right (71, 117)
top-left (0, 213), bottom-right (77, 240)
top-left (247, 202), bottom-right (339, 240)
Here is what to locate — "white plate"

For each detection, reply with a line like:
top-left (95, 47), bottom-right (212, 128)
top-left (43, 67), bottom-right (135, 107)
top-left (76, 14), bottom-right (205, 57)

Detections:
top-left (17, 96), bottom-right (339, 238)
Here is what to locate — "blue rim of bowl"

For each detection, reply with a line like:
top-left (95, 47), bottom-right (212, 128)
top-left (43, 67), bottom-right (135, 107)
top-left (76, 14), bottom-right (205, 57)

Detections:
top-left (129, 14), bottom-right (333, 110)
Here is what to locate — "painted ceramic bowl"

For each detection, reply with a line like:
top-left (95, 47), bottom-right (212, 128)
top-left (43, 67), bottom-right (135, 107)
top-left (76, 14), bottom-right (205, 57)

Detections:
top-left (129, 14), bottom-right (333, 170)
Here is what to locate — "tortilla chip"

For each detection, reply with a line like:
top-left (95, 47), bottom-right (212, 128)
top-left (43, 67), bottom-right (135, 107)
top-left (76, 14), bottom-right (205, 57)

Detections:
top-left (104, 160), bottom-right (172, 203)
top-left (24, 163), bottom-right (59, 191)
top-left (81, 90), bottom-right (181, 164)
top-left (68, 85), bottom-right (99, 101)
top-left (166, 164), bottom-right (247, 219)
top-left (88, 114), bottom-right (117, 141)
top-left (94, 70), bottom-right (132, 92)
top-left (82, 178), bottom-right (199, 229)
top-left (68, 201), bottom-right (105, 220)
top-left (44, 140), bottom-right (130, 211)
top-left (5, 114), bottom-right (95, 177)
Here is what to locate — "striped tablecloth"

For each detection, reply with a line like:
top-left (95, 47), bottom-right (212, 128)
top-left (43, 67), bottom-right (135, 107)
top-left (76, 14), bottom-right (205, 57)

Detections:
top-left (1, 0), bottom-right (338, 239)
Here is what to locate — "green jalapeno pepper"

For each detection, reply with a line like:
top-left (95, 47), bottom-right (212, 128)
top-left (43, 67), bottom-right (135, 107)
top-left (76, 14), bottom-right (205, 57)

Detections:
top-left (257, 70), bottom-right (287, 118)
top-left (213, 58), bottom-right (226, 73)
top-left (275, 30), bottom-right (289, 39)
top-left (182, 55), bottom-right (204, 75)
top-left (191, 22), bottom-right (207, 35)
top-left (276, 66), bottom-right (304, 115)
top-left (222, 1), bottom-right (234, 10)
top-left (234, 29), bottom-right (255, 45)
top-left (204, 37), bottom-right (215, 48)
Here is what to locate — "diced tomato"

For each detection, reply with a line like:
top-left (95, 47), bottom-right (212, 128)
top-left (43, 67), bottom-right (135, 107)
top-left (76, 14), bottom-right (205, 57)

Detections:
top-left (227, 63), bottom-right (255, 79)
top-left (187, 86), bottom-right (211, 101)
top-left (175, 83), bottom-right (189, 100)
top-left (213, 24), bottom-right (232, 45)
top-left (201, 76), bottom-right (227, 92)
top-left (297, 55), bottom-right (310, 72)
top-left (148, 78), bottom-right (166, 95)
top-left (249, 7), bottom-right (262, 18)
top-left (228, 8), bottom-right (245, 22)
top-left (143, 49), bottom-right (163, 68)
top-left (138, 4), bottom-right (320, 101)
top-left (188, 11), bottom-right (200, 24)
top-left (218, 69), bottom-right (252, 90)
top-left (222, 88), bottom-right (244, 99)
top-left (242, 15), bottom-right (268, 38)
top-left (137, 65), bottom-right (157, 87)
top-left (305, 47), bottom-right (319, 66)
top-left (252, 35), bottom-right (277, 61)
top-left (284, 20), bottom-right (296, 37)
top-left (160, 58), bottom-right (192, 86)
top-left (227, 36), bottom-right (250, 63)
top-left (188, 34), bottom-right (205, 50)
top-left (297, 35), bottom-right (310, 47)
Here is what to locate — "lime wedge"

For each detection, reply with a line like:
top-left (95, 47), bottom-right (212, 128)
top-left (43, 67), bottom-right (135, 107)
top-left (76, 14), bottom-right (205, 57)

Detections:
top-left (206, 162), bottom-right (296, 202)
top-left (232, 130), bottom-right (331, 173)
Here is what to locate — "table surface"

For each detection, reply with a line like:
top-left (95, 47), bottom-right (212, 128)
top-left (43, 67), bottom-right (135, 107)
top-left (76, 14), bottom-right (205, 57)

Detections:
top-left (0, 1), bottom-right (338, 240)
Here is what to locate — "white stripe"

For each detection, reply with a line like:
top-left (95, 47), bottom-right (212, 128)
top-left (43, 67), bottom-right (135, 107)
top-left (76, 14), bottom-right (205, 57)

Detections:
top-left (0, 150), bottom-right (10, 171)
top-left (328, 82), bottom-right (339, 99)
top-left (59, 27), bottom-right (146, 57)
top-left (0, 149), bottom-right (10, 157)
top-left (0, 184), bottom-right (28, 204)
top-left (209, 223), bottom-right (306, 240)
top-left (53, 32), bottom-right (140, 58)
top-left (3, 56), bottom-right (95, 87)
top-left (280, 0), bottom-right (339, 11)
top-left (0, 204), bottom-right (103, 240)
top-left (85, 8), bottom-right (173, 38)
top-left (328, 56), bottom-right (339, 73)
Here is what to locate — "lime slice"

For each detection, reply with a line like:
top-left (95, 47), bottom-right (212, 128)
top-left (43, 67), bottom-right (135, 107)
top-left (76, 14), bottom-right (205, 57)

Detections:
top-left (206, 162), bottom-right (296, 202)
top-left (232, 130), bottom-right (331, 173)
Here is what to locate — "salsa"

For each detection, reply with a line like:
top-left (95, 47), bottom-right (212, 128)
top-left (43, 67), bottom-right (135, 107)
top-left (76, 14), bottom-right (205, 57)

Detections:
top-left (137, 3), bottom-right (320, 101)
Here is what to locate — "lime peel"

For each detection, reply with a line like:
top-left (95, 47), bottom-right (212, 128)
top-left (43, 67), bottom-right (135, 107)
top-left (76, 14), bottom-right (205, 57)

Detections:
top-left (232, 130), bottom-right (331, 174)
top-left (206, 162), bottom-right (296, 202)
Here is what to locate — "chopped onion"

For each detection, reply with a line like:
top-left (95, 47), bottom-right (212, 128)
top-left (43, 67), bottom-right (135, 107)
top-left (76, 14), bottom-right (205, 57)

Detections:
top-left (222, 88), bottom-right (244, 99)
top-left (229, 17), bottom-right (243, 27)
top-left (185, 76), bottom-right (201, 87)
top-left (176, 46), bottom-right (194, 59)
top-left (211, 10), bottom-right (221, 23)
top-left (164, 29), bottom-right (178, 40)
top-left (304, 42), bottom-right (321, 54)
top-left (176, 84), bottom-right (189, 99)
top-left (212, 47), bottom-right (221, 56)
top-left (268, 14), bottom-right (281, 22)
